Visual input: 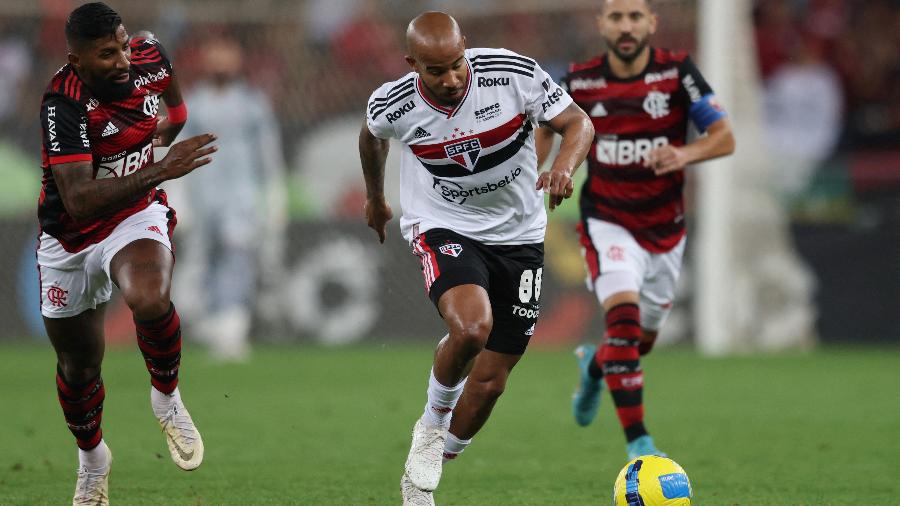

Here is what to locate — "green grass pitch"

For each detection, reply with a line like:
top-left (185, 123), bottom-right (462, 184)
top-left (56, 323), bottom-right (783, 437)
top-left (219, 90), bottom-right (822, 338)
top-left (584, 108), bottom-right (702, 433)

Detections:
top-left (1, 343), bottom-right (898, 505)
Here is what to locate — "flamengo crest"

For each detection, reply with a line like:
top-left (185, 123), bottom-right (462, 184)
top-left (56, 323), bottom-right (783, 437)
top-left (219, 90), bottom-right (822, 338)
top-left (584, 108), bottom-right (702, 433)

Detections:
top-left (643, 91), bottom-right (670, 119)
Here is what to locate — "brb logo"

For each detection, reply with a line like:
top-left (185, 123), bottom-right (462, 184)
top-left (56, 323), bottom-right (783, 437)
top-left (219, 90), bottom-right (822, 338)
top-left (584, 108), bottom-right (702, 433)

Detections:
top-left (596, 136), bottom-right (669, 166)
top-left (386, 100), bottom-right (415, 123)
top-left (444, 138), bottom-right (482, 171)
top-left (98, 142), bottom-right (153, 178)
top-left (432, 167), bottom-right (522, 204)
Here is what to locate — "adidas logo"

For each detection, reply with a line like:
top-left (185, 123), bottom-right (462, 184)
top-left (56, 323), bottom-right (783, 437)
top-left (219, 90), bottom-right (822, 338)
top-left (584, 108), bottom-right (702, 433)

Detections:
top-left (101, 122), bottom-right (119, 137)
top-left (413, 127), bottom-right (431, 139)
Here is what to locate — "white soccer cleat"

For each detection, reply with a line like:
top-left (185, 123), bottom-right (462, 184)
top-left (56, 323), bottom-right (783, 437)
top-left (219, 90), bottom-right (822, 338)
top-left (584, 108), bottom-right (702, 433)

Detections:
top-left (404, 419), bottom-right (445, 492)
top-left (155, 393), bottom-right (204, 471)
top-left (73, 445), bottom-right (111, 506)
top-left (401, 472), bottom-right (436, 506)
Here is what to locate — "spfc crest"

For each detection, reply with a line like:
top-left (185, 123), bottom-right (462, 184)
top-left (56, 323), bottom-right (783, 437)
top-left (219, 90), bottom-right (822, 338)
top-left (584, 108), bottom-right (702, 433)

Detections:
top-left (444, 138), bottom-right (482, 172)
top-left (439, 243), bottom-right (463, 257)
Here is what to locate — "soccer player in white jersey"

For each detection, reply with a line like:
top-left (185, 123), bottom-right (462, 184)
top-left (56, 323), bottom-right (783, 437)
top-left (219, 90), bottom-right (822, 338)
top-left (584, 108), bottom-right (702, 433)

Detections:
top-left (359, 11), bottom-right (594, 505)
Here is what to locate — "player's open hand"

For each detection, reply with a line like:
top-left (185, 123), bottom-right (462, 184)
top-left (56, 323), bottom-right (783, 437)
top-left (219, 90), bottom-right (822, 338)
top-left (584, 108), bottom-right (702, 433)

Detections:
top-left (536, 169), bottom-right (574, 211)
top-left (646, 144), bottom-right (688, 175)
top-left (365, 196), bottom-right (393, 243)
top-left (158, 133), bottom-right (217, 181)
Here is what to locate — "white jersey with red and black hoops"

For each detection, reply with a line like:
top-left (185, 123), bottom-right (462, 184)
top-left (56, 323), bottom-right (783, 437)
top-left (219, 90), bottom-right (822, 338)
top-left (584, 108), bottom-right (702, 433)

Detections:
top-left (366, 47), bottom-right (573, 245)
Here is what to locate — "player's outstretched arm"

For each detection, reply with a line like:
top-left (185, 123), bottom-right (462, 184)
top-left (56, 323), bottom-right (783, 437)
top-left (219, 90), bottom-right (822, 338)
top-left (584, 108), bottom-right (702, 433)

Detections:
top-left (154, 74), bottom-right (187, 147)
top-left (52, 133), bottom-right (217, 222)
top-left (358, 119), bottom-right (393, 243)
top-left (536, 103), bottom-right (595, 210)
top-left (646, 117), bottom-right (735, 175)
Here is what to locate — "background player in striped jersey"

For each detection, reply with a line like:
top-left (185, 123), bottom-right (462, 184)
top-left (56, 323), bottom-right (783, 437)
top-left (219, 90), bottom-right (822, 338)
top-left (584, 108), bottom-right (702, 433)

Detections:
top-left (37, 3), bottom-right (216, 503)
top-left (537, 0), bottom-right (735, 459)
top-left (360, 11), bottom-right (593, 505)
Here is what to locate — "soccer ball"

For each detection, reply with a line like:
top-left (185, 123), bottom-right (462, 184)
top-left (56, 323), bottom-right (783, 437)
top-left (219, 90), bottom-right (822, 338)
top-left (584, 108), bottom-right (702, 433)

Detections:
top-left (613, 455), bottom-right (692, 505)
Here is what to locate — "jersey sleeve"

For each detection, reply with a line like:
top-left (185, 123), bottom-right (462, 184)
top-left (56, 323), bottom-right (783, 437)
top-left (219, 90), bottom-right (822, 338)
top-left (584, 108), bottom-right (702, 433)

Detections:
top-left (41, 95), bottom-right (92, 165)
top-left (679, 56), bottom-right (727, 132)
top-left (365, 84), bottom-right (397, 140)
top-left (524, 61), bottom-right (573, 124)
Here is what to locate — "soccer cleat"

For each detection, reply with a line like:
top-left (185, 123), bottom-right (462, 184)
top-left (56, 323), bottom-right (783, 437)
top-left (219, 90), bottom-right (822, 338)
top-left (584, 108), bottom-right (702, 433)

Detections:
top-left (572, 344), bottom-right (604, 427)
top-left (404, 419), bottom-right (445, 492)
top-left (73, 445), bottom-right (112, 506)
top-left (155, 392), bottom-right (204, 471)
top-left (626, 435), bottom-right (667, 460)
top-left (401, 471), bottom-right (436, 506)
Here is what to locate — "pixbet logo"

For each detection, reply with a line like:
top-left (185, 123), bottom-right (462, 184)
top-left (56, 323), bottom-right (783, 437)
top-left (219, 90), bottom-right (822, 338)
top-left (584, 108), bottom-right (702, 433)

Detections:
top-left (134, 68), bottom-right (169, 90)
top-left (386, 100), bottom-right (415, 123)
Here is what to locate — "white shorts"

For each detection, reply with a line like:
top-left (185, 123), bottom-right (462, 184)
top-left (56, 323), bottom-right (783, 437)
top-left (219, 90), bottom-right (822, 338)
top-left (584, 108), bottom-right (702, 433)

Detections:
top-left (37, 203), bottom-right (174, 319)
top-left (579, 217), bottom-right (686, 331)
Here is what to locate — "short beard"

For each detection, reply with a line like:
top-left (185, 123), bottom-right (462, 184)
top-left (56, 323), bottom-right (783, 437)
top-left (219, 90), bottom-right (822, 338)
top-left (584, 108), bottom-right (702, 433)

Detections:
top-left (607, 37), bottom-right (649, 63)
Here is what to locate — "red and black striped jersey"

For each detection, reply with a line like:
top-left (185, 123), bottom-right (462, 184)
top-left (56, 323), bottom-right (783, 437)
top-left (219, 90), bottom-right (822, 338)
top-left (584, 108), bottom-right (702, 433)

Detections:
top-left (561, 47), bottom-right (724, 253)
top-left (38, 37), bottom-right (174, 252)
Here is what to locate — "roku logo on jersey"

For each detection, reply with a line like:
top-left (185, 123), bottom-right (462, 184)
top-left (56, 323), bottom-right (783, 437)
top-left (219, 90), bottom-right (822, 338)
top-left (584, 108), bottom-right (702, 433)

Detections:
top-left (477, 76), bottom-right (509, 87)
top-left (97, 142), bottom-right (153, 179)
top-left (386, 100), bottom-right (416, 123)
top-left (596, 136), bottom-right (668, 165)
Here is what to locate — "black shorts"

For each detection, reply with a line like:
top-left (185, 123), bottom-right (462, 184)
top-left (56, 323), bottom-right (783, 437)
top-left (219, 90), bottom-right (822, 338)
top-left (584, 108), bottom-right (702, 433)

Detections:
top-left (411, 228), bottom-right (544, 355)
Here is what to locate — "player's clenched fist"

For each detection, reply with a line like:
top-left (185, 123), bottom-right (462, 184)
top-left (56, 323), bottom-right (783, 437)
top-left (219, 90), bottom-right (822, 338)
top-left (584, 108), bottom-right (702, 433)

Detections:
top-left (158, 133), bottom-right (218, 180)
top-left (536, 169), bottom-right (575, 211)
top-left (645, 144), bottom-right (688, 176)
top-left (365, 196), bottom-right (393, 243)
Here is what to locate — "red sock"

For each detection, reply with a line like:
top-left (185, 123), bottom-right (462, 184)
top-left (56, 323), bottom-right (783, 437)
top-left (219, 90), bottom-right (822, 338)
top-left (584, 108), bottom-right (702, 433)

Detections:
top-left (597, 303), bottom-right (648, 442)
top-left (56, 369), bottom-right (105, 450)
top-left (135, 303), bottom-right (181, 394)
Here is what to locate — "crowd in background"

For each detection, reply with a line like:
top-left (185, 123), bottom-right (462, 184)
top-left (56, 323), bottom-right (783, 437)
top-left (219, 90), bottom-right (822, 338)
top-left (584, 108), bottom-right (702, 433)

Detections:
top-left (0, 0), bottom-right (897, 219)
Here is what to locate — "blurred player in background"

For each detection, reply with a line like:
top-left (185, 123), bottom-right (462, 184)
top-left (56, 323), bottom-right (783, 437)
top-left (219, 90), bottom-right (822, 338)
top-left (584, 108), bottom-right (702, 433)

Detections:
top-left (536, 0), bottom-right (734, 459)
top-left (360, 12), bottom-right (593, 505)
top-left (175, 36), bottom-right (287, 361)
top-left (36, 3), bottom-right (215, 503)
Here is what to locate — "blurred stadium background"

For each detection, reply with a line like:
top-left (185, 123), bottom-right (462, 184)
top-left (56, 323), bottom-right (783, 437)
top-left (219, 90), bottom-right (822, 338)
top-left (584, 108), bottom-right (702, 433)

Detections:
top-left (0, 0), bottom-right (897, 350)
top-left (0, 1), bottom-right (898, 503)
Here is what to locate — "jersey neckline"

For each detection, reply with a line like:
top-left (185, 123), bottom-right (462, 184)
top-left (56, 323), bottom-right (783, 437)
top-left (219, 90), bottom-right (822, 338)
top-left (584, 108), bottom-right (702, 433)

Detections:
top-left (415, 57), bottom-right (474, 119)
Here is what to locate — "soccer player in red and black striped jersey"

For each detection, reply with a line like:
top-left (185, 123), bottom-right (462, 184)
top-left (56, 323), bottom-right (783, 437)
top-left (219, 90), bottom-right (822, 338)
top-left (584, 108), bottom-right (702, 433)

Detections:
top-left (537, 0), bottom-right (734, 460)
top-left (37, 4), bottom-right (216, 503)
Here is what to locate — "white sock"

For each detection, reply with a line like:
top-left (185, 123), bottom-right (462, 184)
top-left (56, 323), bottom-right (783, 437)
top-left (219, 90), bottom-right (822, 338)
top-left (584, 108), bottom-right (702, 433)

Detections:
top-left (422, 368), bottom-right (466, 428)
top-left (78, 439), bottom-right (110, 471)
top-left (442, 432), bottom-right (472, 463)
top-left (151, 386), bottom-right (180, 418)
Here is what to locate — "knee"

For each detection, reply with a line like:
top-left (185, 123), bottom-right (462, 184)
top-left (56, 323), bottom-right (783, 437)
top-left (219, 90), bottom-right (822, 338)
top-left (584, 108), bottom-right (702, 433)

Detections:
top-left (449, 318), bottom-right (493, 353)
top-left (57, 358), bottom-right (101, 385)
top-left (122, 287), bottom-right (171, 321)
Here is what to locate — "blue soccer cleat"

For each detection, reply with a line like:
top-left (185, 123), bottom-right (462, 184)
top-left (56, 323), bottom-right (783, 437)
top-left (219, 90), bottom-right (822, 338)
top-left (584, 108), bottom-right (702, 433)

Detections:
top-left (626, 435), bottom-right (667, 460)
top-left (572, 344), bottom-right (604, 427)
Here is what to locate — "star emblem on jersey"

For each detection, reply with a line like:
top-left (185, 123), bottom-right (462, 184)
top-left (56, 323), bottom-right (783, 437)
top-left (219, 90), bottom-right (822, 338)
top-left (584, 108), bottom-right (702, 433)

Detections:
top-left (413, 127), bottom-right (431, 139)
top-left (101, 121), bottom-right (119, 137)
top-left (444, 138), bottom-right (482, 172)
top-left (643, 91), bottom-right (671, 119)
top-left (438, 243), bottom-right (463, 257)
